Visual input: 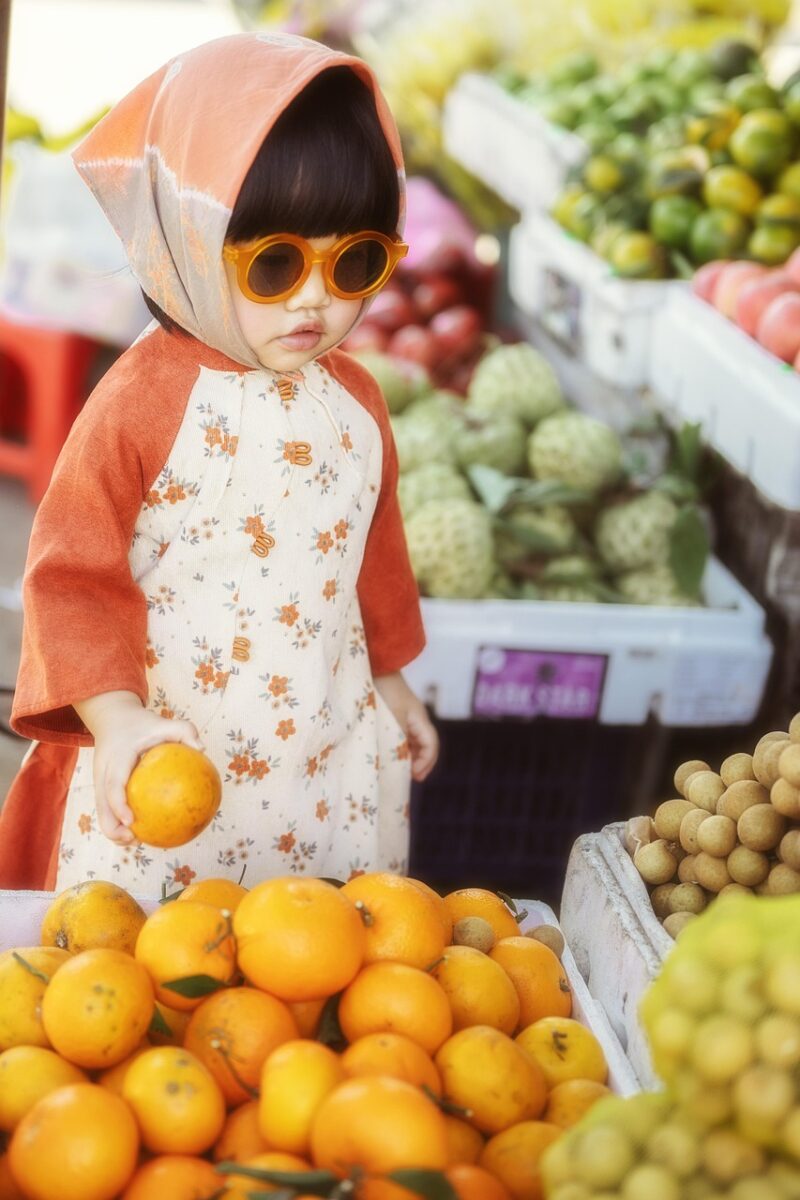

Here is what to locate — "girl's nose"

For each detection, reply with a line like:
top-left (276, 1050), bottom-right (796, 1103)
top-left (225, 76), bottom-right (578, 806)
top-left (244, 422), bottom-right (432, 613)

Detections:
top-left (288, 262), bottom-right (330, 310)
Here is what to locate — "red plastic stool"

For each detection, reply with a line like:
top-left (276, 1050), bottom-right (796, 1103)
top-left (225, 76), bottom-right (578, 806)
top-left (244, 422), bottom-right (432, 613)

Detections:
top-left (0, 315), bottom-right (100, 503)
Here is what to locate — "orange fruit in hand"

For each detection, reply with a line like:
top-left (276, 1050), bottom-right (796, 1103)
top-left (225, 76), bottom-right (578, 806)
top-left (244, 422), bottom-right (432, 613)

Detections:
top-left (184, 986), bottom-right (299, 1107)
top-left (259, 1039), bottom-right (345, 1156)
top-left (341, 1031), bottom-right (441, 1095)
top-left (489, 938), bottom-right (572, 1027)
top-left (40, 881), bottom-right (146, 955)
top-left (435, 1026), bottom-right (547, 1136)
top-left (341, 873), bottom-right (447, 970)
top-left (234, 877), bottom-right (365, 1002)
top-left (446, 1164), bottom-right (513, 1200)
top-left (480, 1120), bottom-right (562, 1200)
top-left (289, 998), bottom-right (326, 1038)
top-left (135, 901), bottom-right (237, 1012)
top-left (338, 962), bottom-right (453, 1056)
top-left (213, 1100), bottom-right (271, 1162)
top-left (127, 743), bottom-right (221, 848)
top-left (443, 890), bottom-right (521, 942)
top-left (443, 1114), bottom-right (485, 1165)
top-left (177, 877), bottom-right (248, 913)
top-left (122, 1046), bottom-right (226, 1155)
top-left (0, 947), bottom-right (70, 1052)
top-left (0, 1046), bottom-right (87, 1132)
top-left (516, 1018), bottom-right (607, 1089)
top-left (310, 1076), bottom-right (448, 1176)
top-left (9, 1082), bottom-right (139, 1200)
top-left (41, 948), bottom-right (154, 1070)
top-left (121, 1155), bottom-right (223, 1200)
top-left (543, 1079), bottom-right (610, 1129)
top-left (407, 877), bottom-right (453, 943)
top-left (432, 945), bottom-right (520, 1036)
top-left (219, 1151), bottom-right (311, 1199)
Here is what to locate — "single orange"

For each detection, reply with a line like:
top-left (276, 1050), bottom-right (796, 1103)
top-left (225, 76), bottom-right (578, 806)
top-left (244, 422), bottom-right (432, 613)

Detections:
top-left (446, 1164), bottom-right (513, 1200)
top-left (338, 962), bottom-right (453, 1056)
top-left (341, 873), bottom-right (446, 970)
top-left (489, 938), bottom-right (572, 1027)
top-left (213, 1100), bottom-right (271, 1162)
top-left (9, 1082), bottom-right (139, 1200)
top-left (442, 1114), bottom-right (485, 1165)
top-left (543, 1079), bottom-right (610, 1129)
top-left (407, 877), bottom-right (453, 943)
top-left (177, 877), bottom-right (248, 913)
top-left (121, 1155), bottom-right (223, 1200)
top-left (135, 901), bottom-right (237, 1012)
top-left (310, 1076), bottom-right (448, 1177)
top-left (0, 947), bottom-right (70, 1052)
top-left (184, 986), bottom-right (299, 1107)
top-left (341, 1031), bottom-right (441, 1095)
top-left (234, 877), bottom-right (365, 1002)
top-left (97, 1044), bottom-right (151, 1097)
top-left (516, 1018), bottom-right (607, 1089)
top-left (435, 1026), bottom-right (547, 1136)
top-left (41, 948), bottom-right (154, 1070)
top-left (149, 1000), bottom-right (192, 1046)
top-left (432, 946), bottom-right (520, 1035)
top-left (126, 743), bottom-right (221, 848)
top-left (122, 1046), bottom-right (226, 1155)
top-left (480, 1120), bottom-right (562, 1200)
top-left (259, 1039), bottom-right (345, 1156)
top-left (289, 998), bottom-right (326, 1038)
top-left (443, 890), bottom-right (521, 942)
top-left (218, 1151), bottom-right (311, 1198)
top-left (0, 1046), bottom-right (87, 1131)
top-left (40, 881), bottom-right (146, 955)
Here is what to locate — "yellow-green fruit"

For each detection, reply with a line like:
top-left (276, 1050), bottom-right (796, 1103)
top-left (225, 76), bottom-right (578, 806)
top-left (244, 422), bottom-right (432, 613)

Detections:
top-left (690, 1014), bottom-right (755, 1083)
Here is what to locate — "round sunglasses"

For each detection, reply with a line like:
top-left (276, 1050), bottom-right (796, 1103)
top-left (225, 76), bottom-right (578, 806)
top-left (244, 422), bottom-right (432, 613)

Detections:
top-left (223, 231), bottom-right (409, 304)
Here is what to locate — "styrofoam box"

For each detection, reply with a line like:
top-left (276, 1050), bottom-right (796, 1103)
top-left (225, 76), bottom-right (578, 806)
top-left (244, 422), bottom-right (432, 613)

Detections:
top-left (650, 288), bottom-right (800, 512)
top-left (560, 826), bottom-right (672, 1089)
top-left (0, 889), bottom-right (639, 1096)
top-left (443, 73), bottom-right (588, 213)
top-left (509, 214), bottom-right (682, 389)
top-left (405, 558), bottom-right (772, 727)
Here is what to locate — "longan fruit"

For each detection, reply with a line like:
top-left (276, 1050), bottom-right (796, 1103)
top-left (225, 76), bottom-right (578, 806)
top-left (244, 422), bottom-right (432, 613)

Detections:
top-left (779, 829), bottom-right (800, 872)
top-left (789, 713), bottom-right (800, 742)
top-left (756, 731), bottom-right (791, 750)
top-left (754, 738), bottom-right (791, 789)
top-left (453, 917), bottom-right (495, 953)
top-left (650, 883), bottom-right (678, 921)
top-left (674, 759), bottom-right (710, 796)
top-left (680, 809), bottom-right (709, 854)
top-left (771, 778), bottom-right (800, 819)
top-left (780, 743), bottom-right (800, 788)
top-left (678, 855), bottom-right (698, 884)
top-left (668, 883), bottom-right (707, 915)
top-left (717, 780), bottom-right (769, 822)
top-left (527, 925), bottom-right (565, 957)
top-left (697, 814), bottom-right (738, 859)
top-left (738, 804), bottom-right (786, 852)
top-left (634, 840), bottom-right (678, 886)
top-left (720, 753), bottom-right (756, 787)
top-left (686, 772), bottom-right (725, 814)
top-left (693, 852), bottom-right (732, 893)
top-left (727, 845), bottom-right (770, 887)
top-left (719, 883), bottom-right (752, 897)
top-left (761, 863), bottom-right (800, 895)
top-left (654, 799), bottom-right (695, 843)
top-left (663, 912), bottom-right (696, 938)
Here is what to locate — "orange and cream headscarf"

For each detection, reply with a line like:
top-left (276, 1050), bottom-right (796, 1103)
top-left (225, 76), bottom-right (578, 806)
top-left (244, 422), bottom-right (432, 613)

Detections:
top-left (73, 32), bottom-right (405, 368)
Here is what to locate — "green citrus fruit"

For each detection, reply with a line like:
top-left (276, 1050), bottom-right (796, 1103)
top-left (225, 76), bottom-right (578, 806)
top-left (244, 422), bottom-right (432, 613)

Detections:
top-left (729, 109), bottom-right (795, 178)
top-left (703, 164), bottom-right (764, 215)
top-left (609, 232), bottom-right (669, 279)
top-left (725, 75), bottom-right (779, 113)
top-left (748, 224), bottom-right (800, 264)
top-left (756, 193), bottom-right (800, 227)
top-left (689, 208), bottom-right (751, 263)
top-left (649, 195), bottom-right (704, 249)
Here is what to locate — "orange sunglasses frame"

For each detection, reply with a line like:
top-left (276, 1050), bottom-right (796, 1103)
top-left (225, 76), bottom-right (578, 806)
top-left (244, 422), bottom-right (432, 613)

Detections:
top-left (223, 231), bottom-right (409, 303)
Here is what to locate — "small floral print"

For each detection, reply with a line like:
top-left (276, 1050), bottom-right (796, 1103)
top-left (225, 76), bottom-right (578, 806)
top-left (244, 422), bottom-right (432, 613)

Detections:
top-left (394, 739), bottom-right (411, 762)
top-left (147, 585), bottom-right (176, 616)
top-left (334, 519), bottom-right (349, 541)
top-left (259, 674), bottom-right (298, 710)
top-left (316, 798), bottom-right (330, 821)
top-left (150, 687), bottom-right (187, 721)
top-left (276, 719), bottom-right (296, 741)
top-left (319, 742), bottom-right (335, 762)
top-left (305, 460), bottom-right (339, 495)
top-left (316, 530), bottom-right (333, 554)
top-left (349, 625), bottom-right (367, 658)
top-left (217, 837), bottom-right (255, 868)
top-left (192, 639), bottom-right (230, 695)
top-left (348, 861), bottom-right (366, 881)
top-left (164, 482), bottom-right (186, 505)
top-left (78, 813), bottom-right (92, 835)
top-left (243, 513), bottom-right (265, 538)
top-left (275, 595), bottom-right (300, 627)
top-left (170, 863), bottom-right (196, 887)
top-left (145, 642), bottom-right (163, 669)
top-left (323, 578), bottom-right (337, 601)
top-left (224, 729), bottom-right (279, 786)
top-left (305, 756), bottom-right (318, 779)
top-left (275, 825), bottom-right (297, 855)
top-left (341, 431), bottom-right (353, 452)
top-left (293, 618), bottom-right (321, 651)
top-left (198, 403), bottom-right (238, 459)
top-left (144, 489), bottom-right (162, 509)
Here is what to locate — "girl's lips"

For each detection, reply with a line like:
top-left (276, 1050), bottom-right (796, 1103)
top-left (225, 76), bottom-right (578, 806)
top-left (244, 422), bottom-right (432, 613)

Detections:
top-left (278, 330), bottom-right (323, 351)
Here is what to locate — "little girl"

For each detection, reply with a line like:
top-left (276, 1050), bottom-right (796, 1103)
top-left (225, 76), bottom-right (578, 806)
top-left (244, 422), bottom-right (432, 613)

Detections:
top-left (0, 32), bottom-right (438, 895)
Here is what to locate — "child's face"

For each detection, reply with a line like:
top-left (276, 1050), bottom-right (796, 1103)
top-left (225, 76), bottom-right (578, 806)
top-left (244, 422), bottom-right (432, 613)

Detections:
top-left (224, 234), bottom-right (364, 372)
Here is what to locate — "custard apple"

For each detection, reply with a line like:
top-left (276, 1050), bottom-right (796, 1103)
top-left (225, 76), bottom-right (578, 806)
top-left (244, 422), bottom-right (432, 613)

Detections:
top-left (354, 350), bottom-right (430, 414)
top-left (495, 505), bottom-right (578, 566)
top-left (398, 462), bottom-right (471, 520)
top-left (468, 343), bottom-right (565, 427)
top-left (616, 565), bottom-right (701, 607)
top-left (406, 498), bottom-right (495, 599)
top-left (595, 491), bottom-right (679, 573)
top-left (528, 412), bottom-right (623, 493)
top-left (539, 555), bottom-right (601, 585)
top-left (455, 409), bottom-right (527, 476)
top-left (539, 583), bottom-right (606, 604)
top-left (393, 393), bottom-right (460, 474)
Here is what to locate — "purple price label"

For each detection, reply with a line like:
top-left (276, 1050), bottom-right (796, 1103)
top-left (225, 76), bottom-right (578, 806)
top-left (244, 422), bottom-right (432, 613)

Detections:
top-left (472, 648), bottom-right (607, 720)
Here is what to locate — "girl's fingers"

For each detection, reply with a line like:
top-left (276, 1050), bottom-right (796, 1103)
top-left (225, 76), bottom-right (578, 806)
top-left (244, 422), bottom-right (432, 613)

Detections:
top-left (408, 712), bottom-right (439, 782)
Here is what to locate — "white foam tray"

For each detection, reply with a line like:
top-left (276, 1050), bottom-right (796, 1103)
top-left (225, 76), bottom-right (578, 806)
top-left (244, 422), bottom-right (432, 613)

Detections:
top-left (443, 73), bottom-right (588, 213)
top-left (509, 214), bottom-right (682, 389)
top-left (0, 888), bottom-right (639, 1096)
top-left (649, 289), bottom-right (800, 512)
top-left (406, 558), bottom-right (773, 727)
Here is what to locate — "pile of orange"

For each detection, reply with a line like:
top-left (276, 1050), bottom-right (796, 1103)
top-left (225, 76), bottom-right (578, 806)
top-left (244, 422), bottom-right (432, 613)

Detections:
top-left (0, 875), bottom-right (612, 1200)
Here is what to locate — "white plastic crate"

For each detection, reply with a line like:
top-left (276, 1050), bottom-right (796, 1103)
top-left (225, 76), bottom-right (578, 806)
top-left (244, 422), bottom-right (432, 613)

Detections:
top-left (443, 73), bottom-right (587, 213)
top-left (650, 289), bottom-right (800, 512)
top-left (509, 214), bottom-right (681, 389)
top-left (405, 558), bottom-right (772, 727)
top-left (560, 827), bottom-right (669, 1090)
top-left (0, 888), bottom-right (639, 1096)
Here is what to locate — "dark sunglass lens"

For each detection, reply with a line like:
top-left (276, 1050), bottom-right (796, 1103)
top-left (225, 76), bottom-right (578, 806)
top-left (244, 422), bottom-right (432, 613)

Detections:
top-left (248, 242), bottom-right (305, 297)
top-left (333, 240), bottom-right (389, 294)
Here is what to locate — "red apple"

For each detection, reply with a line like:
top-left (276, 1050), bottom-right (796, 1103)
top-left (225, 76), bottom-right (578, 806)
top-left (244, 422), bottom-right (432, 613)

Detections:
top-left (712, 262), bottom-right (769, 320)
top-left (735, 273), bottom-right (798, 337)
top-left (412, 275), bottom-right (463, 319)
top-left (387, 324), bottom-right (440, 371)
top-left (429, 305), bottom-right (483, 358)
top-left (342, 323), bottom-right (389, 354)
top-left (366, 286), bottom-right (419, 332)
top-left (756, 292), bottom-right (800, 362)
top-left (692, 260), bottom-right (730, 303)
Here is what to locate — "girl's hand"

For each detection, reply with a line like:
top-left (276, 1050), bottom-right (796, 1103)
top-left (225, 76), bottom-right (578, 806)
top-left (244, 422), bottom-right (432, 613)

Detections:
top-left (74, 691), bottom-right (205, 846)
top-left (374, 672), bottom-right (439, 783)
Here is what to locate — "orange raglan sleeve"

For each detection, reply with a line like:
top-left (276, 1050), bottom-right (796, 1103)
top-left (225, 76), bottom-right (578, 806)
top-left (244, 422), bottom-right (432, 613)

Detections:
top-left (11, 329), bottom-right (191, 745)
top-left (323, 349), bottom-right (426, 676)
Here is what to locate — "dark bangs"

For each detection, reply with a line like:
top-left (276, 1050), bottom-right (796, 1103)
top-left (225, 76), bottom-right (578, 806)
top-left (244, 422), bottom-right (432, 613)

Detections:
top-left (226, 66), bottom-right (400, 243)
